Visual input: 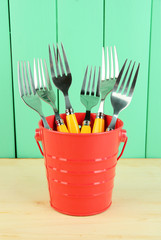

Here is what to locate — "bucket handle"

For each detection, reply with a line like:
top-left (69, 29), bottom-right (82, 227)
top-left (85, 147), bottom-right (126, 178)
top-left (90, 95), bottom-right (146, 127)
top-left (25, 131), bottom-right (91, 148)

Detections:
top-left (35, 140), bottom-right (44, 156)
top-left (35, 128), bottom-right (44, 156)
top-left (117, 129), bottom-right (128, 161)
top-left (117, 137), bottom-right (128, 160)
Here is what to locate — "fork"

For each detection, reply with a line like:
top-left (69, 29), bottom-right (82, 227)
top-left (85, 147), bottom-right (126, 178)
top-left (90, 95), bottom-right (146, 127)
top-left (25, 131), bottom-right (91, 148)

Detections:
top-left (18, 61), bottom-right (51, 130)
top-left (33, 58), bottom-right (68, 132)
top-left (92, 46), bottom-right (119, 133)
top-left (80, 66), bottom-right (101, 133)
top-left (49, 43), bottom-right (80, 133)
top-left (107, 59), bottom-right (140, 131)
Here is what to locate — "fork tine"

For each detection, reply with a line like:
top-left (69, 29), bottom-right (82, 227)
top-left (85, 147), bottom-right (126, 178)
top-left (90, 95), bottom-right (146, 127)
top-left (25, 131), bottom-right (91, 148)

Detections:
top-left (118, 61), bottom-right (132, 93)
top-left (102, 47), bottom-right (105, 81)
top-left (34, 59), bottom-right (39, 90)
top-left (81, 66), bottom-right (88, 95)
top-left (128, 63), bottom-right (140, 97)
top-left (114, 46), bottom-right (119, 78)
top-left (37, 59), bottom-right (43, 89)
top-left (57, 43), bottom-right (65, 75)
top-left (110, 47), bottom-right (114, 79)
top-left (49, 45), bottom-right (56, 78)
top-left (44, 59), bottom-right (52, 90)
top-left (96, 66), bottom-right (101, 97)
top-left (28, 61), bottom-right (36, 95)
top-left (86, 67), bottom-right (92, 95)
top-left (53, 44), bottom-right (61, 76)
top-left (113, 59), bottom-right (127, 92)
top-left (21, 61), bottom-right (27, 96)
top-left (91, 66), bottom-right (96, 96)
top-left (106, 47), bottom-right (109, 80)
top-left (61, 42), bottom-right (71, 74)
top-left (40, 59), bottom-right (47, 88)
top-left (18, 61), bottom-right (24, 97)
top-left (24, 61), bottom-right (31, 95)
top-left (123, 62), bottom-right (135, 95)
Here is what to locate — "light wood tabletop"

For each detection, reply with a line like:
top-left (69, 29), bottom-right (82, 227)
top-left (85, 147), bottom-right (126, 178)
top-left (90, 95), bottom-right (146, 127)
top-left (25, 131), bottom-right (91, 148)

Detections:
top-left (0, 158), bottom-right (161, 240)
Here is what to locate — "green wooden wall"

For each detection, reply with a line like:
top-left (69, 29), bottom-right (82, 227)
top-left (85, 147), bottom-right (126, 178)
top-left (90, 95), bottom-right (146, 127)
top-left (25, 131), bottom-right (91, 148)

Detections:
top-left (9, 0), bottom-right (57, 157)
top-left (0, 0), bottom-right (160, 158)
top-left (0, 0), bottom-right (15, 157)
top-left (146, 0), bottom-right (161, 158)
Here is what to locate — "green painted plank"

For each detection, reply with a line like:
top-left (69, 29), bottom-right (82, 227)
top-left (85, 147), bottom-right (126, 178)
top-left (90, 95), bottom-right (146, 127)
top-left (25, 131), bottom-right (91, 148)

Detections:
top-left (146, 0), bottom-right (161, 158)
top-left (0, 0), bottom-right (15, 157)
top-left (105, 0), bottom-right (152, 157)
top-left (57, 0), bottom-right (103, 115)
top-left (10, 0), bottom-right (57, 157)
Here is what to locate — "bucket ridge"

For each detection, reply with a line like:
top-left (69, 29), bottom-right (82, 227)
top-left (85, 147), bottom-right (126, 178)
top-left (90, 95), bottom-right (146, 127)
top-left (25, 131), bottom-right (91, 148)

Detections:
top-left (51, 174), bottom-right (115, 187)
top-left (46, 151), bottom-right (119, 162)
top-left (47, 162), bottom-right (117, 174)
top-left (61, 188), bottom-right (114, 198)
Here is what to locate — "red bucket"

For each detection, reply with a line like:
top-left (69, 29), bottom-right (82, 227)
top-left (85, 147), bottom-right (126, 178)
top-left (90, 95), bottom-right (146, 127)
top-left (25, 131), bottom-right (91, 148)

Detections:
top-left (35, 113), bottom-right (127, 216)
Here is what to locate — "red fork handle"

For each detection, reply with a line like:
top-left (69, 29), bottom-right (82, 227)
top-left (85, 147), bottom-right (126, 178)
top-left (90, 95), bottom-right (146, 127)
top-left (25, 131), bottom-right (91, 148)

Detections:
top-left (35, 128), bottom-right (44, 156)
top-left (117, 129), bottom-right (128, 161)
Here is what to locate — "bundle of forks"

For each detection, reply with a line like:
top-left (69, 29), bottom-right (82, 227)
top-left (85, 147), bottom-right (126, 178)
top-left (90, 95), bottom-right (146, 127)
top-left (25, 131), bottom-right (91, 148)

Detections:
top-left (18, 43), bottom-right (140, 134)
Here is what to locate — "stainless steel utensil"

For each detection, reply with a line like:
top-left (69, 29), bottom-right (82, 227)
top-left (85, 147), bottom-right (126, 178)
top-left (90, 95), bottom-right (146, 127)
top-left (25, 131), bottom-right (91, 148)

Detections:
top-left (107, 59), bottom-right (140, 131)
top-left (49, 43), bottom-right (80, 133)
top-left (92, 46), bottom-right (119, 133)
top-left (18, 61), bottom-right (51, 130)
top-left (80, 66), bottom-right (101, 133)
top-left (33, 58), bottom-right (68, 132)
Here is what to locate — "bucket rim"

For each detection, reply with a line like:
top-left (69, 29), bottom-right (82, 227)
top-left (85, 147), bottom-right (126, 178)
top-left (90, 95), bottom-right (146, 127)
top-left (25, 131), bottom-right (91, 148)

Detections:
top-left (38, 113), bottom-right (124, 136)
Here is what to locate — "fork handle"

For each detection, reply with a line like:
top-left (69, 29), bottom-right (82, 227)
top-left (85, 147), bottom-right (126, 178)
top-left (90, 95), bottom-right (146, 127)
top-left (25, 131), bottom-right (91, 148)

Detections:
top-left (92, 113), bottom-right (105, 133)
top-left (92, 118), bottom-right (105, 133)
top-left (55, 115), bottom-right (69, 133)
top-left (81, 121), bottom-right (91, 133)
top-left (66, 110), bottom-right (80, 133)
top-left (106, 114), bottom-right (118, 131)
top-left (41, 115), bottom-right (51, 130)
top-left (57, 123), bottom-right (69, 133)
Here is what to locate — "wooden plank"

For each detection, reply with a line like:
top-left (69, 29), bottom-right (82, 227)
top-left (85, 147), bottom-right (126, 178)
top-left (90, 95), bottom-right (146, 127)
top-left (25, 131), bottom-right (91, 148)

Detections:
top-left (104, 0), bottom-right (152, 157)
top-left (9, 0), bottom-right (57, 157)
top-left (57, 0), bottom-right (103, 115)
top-left (0, 158), bottom-right (161, 239)
top-left (0, 0), bottom-right (15, 157)
top-left (146, 0), bottom-right (161, 157)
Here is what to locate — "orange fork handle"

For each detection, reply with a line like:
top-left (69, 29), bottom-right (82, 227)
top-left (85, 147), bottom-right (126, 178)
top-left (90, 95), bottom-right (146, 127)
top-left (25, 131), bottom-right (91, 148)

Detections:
top-left (92, 118), bottom-right (105, 133)
top-left (66, 113), bottom-right (80, 133)
top-left (57, 123), bottom-right (69, 133)
top-left (81, 124), bottom-right (91, 133)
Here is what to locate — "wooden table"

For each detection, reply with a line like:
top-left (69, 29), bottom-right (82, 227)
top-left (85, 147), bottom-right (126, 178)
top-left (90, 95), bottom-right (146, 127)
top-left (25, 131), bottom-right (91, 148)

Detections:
top-left (0, 158), bottom-right (161, 240)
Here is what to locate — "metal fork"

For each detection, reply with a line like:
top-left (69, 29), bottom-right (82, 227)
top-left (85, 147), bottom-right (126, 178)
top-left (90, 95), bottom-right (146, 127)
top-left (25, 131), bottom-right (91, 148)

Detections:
top-left (49, 43), bottom-right (80, 133)
top-left (18, 61), bottom-right (51, 130)
top-left (92, 46), bottom-right (119, 133)
top-left (107, 59), bottom-right (140, 131)
top-left (80, 66), bottom-right (101, 133)
top-left (33, 58), bottom-right (68, 132)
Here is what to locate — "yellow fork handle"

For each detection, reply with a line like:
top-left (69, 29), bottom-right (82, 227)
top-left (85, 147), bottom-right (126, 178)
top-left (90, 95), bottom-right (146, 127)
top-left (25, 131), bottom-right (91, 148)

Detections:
top-left (81, 124), bottom-right (91, 133)
top-left (92, 118), bottom-right (105, 133)
top-left (66, 113), bottom-right (80, 133)
top-left (57, 123), bottom-right (69, 133)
